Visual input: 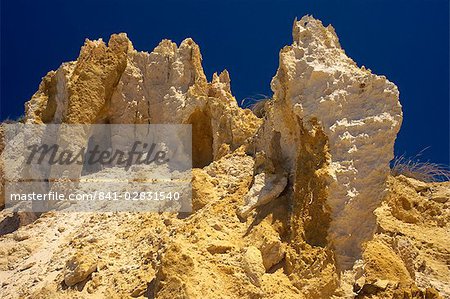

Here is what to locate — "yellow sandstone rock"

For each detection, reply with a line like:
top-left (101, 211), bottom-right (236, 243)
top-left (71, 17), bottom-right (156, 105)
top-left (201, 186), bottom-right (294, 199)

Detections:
top-left (0, 15), bottom-right (448, 299)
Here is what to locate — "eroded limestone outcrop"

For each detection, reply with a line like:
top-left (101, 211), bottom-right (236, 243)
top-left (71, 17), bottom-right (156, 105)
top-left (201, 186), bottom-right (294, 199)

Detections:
top-left (256, 16), bottom-right (402, 270)
top-left (23, 35), bottom-right (260, 169)
top-left (1, 14), bottom-right (447, 299)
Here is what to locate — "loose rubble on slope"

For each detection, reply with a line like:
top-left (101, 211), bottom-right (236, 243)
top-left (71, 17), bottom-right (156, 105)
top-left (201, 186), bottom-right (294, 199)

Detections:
top-left (0, 16), bottom-right (449, 299)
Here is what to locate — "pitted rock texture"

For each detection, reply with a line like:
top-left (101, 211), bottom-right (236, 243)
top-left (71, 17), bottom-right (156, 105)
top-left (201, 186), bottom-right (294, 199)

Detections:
top-left (0, 15), bottom-right (448, 299)
top-left (257, 16), bottom-right (402, 269)
top-left (23, 35), bottom-right (260, 169)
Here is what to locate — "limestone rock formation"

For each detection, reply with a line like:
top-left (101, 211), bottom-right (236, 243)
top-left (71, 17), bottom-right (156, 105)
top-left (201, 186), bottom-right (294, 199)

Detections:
top-left (238, 171), bottom-right (288, 218)
top-left (256, 16), bottom-right (402, 270)
top-left (0, 15), bottom-right (448, 299)
top-left (23, 35), bottom-right (260, 169)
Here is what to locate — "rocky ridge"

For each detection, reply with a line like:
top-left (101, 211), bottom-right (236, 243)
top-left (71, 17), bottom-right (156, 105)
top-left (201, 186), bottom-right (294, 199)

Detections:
top-left (0, 15), bottom-right (448, 299)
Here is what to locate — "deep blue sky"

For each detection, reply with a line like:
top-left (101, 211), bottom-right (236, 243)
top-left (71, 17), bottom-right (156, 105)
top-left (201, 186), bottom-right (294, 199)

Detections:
top-left (1, 0), bottom-right (449, 165)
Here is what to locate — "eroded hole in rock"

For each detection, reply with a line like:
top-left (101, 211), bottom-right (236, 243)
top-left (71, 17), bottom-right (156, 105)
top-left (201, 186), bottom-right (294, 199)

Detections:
top-left (81, 120), bottom-right (112, 175)
top-left (0, 214), bottom-right (20, 236)
top-left (188, 109), bottom-right (213, 168)
top-left (0, 212), bottom-right (39, 236)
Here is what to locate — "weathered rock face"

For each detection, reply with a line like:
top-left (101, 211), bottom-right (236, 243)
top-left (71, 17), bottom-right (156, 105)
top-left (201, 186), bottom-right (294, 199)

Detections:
top-left (64, 252), bottom-right (98, 287)
top-left (23, 35), bottom-right (261, 169)
top-left (1, 14), bottom-right (447, 299)
top-left (257, 16), bottom-right (402, 269)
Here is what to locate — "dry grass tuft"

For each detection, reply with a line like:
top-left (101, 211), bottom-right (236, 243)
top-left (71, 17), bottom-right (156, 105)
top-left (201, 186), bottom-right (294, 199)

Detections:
top-left (240, 94), bottom-right (271, 108)
top-left (1, 115), bottom-right (24, 124)
top-left (240, 94), bottom-right (272, 118)
top-left (391, 153), bottom-right (450, 182)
